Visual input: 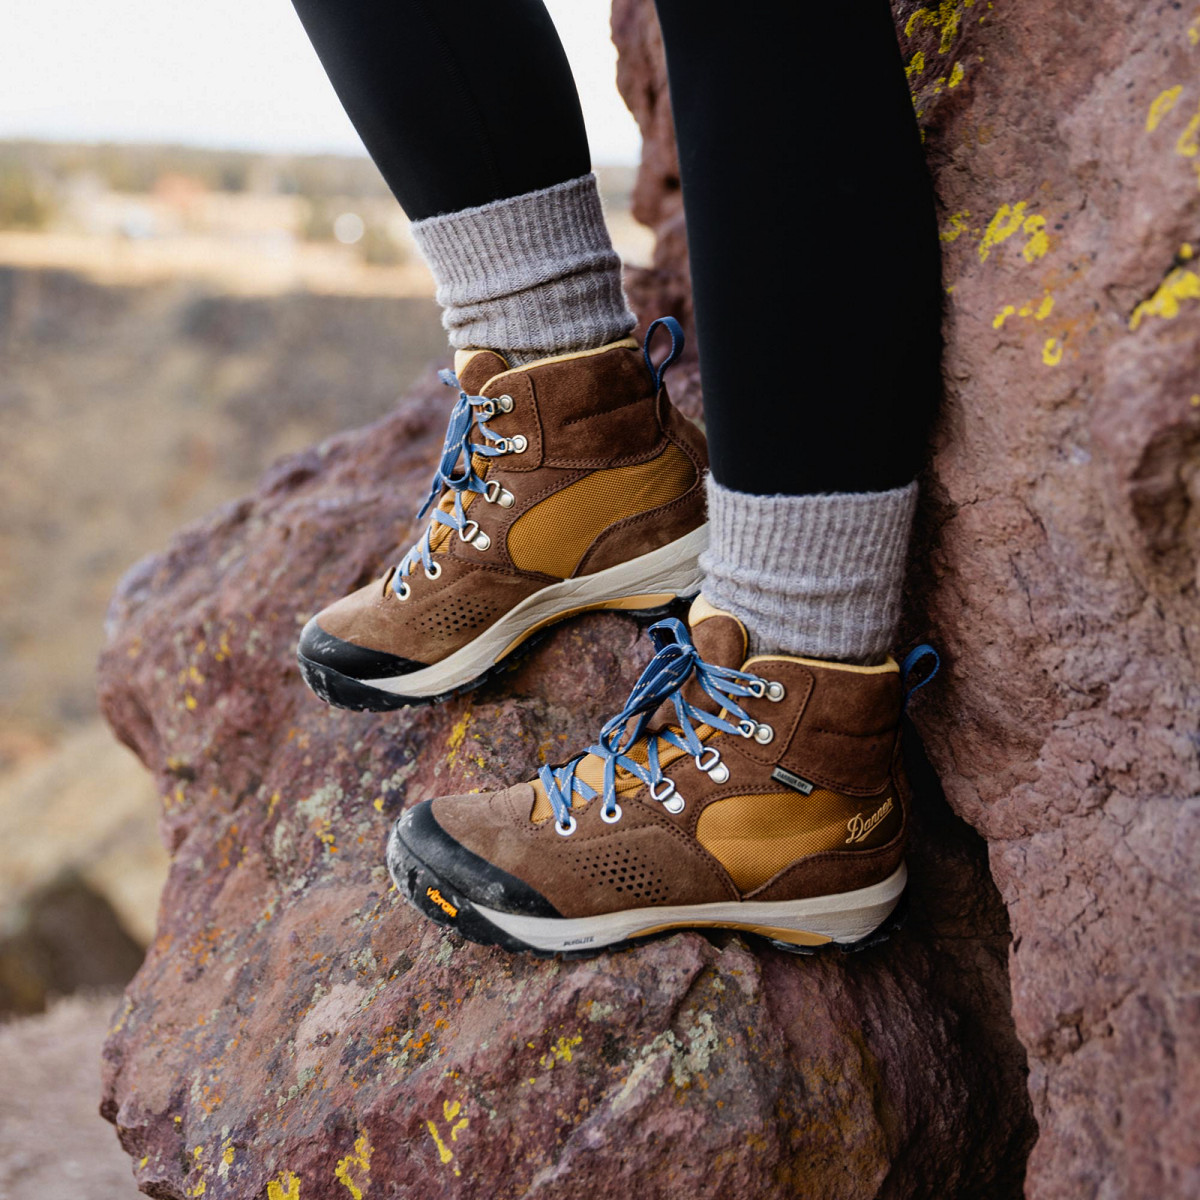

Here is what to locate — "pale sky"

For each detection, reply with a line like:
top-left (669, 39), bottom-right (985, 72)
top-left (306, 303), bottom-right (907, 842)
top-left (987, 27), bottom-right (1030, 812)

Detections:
top-left (0, 0), bottom-right (641, 165)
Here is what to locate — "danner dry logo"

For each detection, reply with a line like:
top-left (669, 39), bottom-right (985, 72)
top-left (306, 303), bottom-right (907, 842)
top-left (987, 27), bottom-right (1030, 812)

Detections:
top-left (771, 766), bottom-right (815, 795)
top-left (845, 797), bottom-right (894, 844)
top-left (426, 887), bottom-right (459, 919)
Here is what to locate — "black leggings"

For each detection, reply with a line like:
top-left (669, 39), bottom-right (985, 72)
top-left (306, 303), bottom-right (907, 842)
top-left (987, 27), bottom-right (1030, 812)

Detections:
top-left (289, 0), bottom-right (941, 496)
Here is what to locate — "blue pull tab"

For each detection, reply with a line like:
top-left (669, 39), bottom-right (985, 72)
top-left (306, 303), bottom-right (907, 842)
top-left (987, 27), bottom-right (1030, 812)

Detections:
top-left (900, 644), bottom-right (940, 707)
top-left (643, 316), bottom-right (685, 391)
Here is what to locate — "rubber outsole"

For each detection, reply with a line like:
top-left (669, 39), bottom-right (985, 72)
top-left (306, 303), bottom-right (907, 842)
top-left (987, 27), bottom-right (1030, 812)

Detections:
top-left (386, 818), bottom-right (906, 961)
top-left (298, 598), bottom-right (686, 712)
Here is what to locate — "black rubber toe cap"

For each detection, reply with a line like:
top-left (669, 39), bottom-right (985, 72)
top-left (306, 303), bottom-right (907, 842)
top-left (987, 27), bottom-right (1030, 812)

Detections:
top-left (297, 616), bottom-right (428, 680)
top-left (392, 800), bottom-right (561, 919)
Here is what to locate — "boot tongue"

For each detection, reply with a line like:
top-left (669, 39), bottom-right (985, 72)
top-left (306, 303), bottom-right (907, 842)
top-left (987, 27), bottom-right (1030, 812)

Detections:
top-left (424, 350), bottom-right (511, 555)
top-left (529, 598), bottom-right (749, 824)
top-left (454, 349), bottom-right (509, 394)
top-left (685, 595), bottom-right (748, 670)
top-left (649, 596), bottom-right (748, 726)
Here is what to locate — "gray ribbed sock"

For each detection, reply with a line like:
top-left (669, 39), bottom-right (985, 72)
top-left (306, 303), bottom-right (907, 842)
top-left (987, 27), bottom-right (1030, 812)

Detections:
top-left (701, 476), bottom-right (918, 664)
top-left (409, 173), bottom-right (635, 366)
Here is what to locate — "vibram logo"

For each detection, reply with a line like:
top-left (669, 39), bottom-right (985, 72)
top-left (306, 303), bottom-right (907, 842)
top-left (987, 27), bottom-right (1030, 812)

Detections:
top-left (425, 887), bottom-right (458, 918)
top-left (845, 796), bottom-right (894, 845)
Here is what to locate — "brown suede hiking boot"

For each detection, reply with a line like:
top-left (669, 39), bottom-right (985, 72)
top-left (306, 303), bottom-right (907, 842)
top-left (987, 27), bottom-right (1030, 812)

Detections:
top-left (298, 320), bottom-right (708, 709)
top-left (388, 598), bottom-right (931, 956)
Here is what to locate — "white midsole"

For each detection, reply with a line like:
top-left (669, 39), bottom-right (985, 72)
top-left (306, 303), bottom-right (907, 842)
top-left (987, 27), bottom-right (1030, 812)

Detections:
top-left (365, 524), bottom-right (708, 697)
top-left (474, 863), bottom-right (908, 952)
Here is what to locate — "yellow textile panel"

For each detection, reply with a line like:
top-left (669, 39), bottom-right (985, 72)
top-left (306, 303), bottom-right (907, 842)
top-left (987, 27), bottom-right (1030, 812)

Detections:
top-left (507, 443), bottom-right (695, 578)
top-left (530, 750), bottom-right (642, 822)
top-left (696, 789), bottom-right (899, 891)
top-left (429, 450), bottom-right (491, 553)
top-left (529, 727), bottom-right (719, 823)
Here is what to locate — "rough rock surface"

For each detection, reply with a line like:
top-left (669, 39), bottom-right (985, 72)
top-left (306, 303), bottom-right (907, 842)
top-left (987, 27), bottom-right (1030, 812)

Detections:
top-left (891, 2), bottom-right (1200, 1196)
top-left (628, 2), bottom-right (1200, 1193)
top-left (96, 3), bottom-right (1199, 1199)
top-left (97, 375), bottom-right (1030, 1197)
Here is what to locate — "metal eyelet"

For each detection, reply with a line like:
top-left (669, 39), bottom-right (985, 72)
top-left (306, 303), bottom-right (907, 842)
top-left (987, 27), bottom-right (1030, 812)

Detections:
top-left (483, 480), bottom-right (515, 508)
top-left (694, 747), bottom-right (731, 784)
top-left (496, 393), bottom-right (514, 413)
top-left (424, 560), bottom-right (442, 581)
top-left (737, 719), bottom-right (757, 739)
top-left (506, 434), bottom-right (528, 454)
top-left (765, 681), bottom-right (786, 702)
top-left (748, 680), bottom-right (766, 699)
top-left (555, 814), bottom-right (577, 837)
top-left (649, 778), bottom-right (676, 802)
top-left (601, 803), bottom-right (623, 825)
top-left (663, 795), bottom-right (686, 815)
top-left (459, 520), bottom-right (490, 551)
top-left (395, 580), bottom-right (411, 601)
top-left (479, 400), bottom-right (496, 420)
top-left (753, 723), bottom-right (775, 745)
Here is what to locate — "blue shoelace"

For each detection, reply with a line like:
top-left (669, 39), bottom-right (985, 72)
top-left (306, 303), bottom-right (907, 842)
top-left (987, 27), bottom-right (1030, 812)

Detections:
top-left (394, 316), bottom-right (688, 596)
top-left (538, 617), bottom-right (773, 832)
top-left (392, 369), bottom-right (514, 594)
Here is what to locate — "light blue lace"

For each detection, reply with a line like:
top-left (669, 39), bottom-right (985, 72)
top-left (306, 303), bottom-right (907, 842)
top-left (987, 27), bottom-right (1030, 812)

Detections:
top-left (393, 369), bottom-right (509, 589)
top-left (538, 617), bottom-right (767, 828)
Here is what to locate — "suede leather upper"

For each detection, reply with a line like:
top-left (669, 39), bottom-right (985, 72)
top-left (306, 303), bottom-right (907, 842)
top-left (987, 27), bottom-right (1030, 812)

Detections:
top-left (306, 342), bottom-right (708, 666)
top-left (419, 611), bottom-right (909, 920)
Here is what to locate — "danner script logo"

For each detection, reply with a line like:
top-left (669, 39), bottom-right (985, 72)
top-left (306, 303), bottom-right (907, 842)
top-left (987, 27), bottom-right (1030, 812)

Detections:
top-left (426, 887), bottom-right (459, 919)
top-left (845, 797), bottom-right (894, 844)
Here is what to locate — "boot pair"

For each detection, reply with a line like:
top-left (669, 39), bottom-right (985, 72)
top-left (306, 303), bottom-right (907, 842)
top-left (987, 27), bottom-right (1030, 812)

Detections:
top-left (299, 322), bottom-right (917, 956)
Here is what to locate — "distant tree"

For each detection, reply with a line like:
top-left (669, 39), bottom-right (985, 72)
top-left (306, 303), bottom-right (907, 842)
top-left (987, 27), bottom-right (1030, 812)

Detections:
top-left (0, 165), bottom-right (53, 230)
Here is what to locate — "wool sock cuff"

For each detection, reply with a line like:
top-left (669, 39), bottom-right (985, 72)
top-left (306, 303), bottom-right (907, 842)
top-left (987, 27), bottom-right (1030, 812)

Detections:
top-left (410, 173), bottom-right (636, 365)
top-left (700, 476), bottom-right (919, 664)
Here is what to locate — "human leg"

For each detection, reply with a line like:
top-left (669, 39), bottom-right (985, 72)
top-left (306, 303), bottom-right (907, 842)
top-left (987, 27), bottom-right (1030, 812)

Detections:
top-left (655, 0), bottom-right (943, 663)
top-left (389, 3), bottom-right (942, 953)
top-left (290, 1), bottom-right (709, 709)
top-left (291, 0), bottom-right (633, 362)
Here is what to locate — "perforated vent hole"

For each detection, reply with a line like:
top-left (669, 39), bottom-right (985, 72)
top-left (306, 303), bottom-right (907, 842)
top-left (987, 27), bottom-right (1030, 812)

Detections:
top-left (577, 847), bottom-right (668, 903)
top-left (418, 592), bottom-right (502, 637)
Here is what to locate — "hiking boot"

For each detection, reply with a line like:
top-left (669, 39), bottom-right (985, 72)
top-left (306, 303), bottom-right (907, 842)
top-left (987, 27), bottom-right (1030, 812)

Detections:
top-left (298, 318), bottom-right (707, 709)
top-left (388, 597), bottom-right (933, 955)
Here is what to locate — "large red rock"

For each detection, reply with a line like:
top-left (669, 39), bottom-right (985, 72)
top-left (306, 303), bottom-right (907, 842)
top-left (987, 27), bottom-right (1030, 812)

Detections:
top-left (98, 368), bottom-right (1030, 1197)
top-left (98, 3), bottom-right (1198, 1198)
top-left (889, 1), bottom-right (1200, 1195)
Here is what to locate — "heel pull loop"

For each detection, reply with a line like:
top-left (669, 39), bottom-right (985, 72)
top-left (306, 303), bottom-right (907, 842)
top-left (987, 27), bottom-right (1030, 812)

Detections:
top-left (900, 644), bottom-right (940, 708)
top-left (643, 316), bottom-right (685, 392)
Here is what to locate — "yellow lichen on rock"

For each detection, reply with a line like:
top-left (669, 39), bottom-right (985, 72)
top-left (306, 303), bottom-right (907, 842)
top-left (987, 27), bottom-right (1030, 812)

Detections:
top-left (334, 1134), bottom-right (372, 1198)
top-left (979, 202), bottom-right (1028, 261)
top-left (1022, 215), bottom-right (1049, 261)
top-left (267, 1171), bottom-right (301, 1200)
top-left (1129, 265), bottom-right (1200, 329)
top-left (1147, 85), bottom-right (1184, 132)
